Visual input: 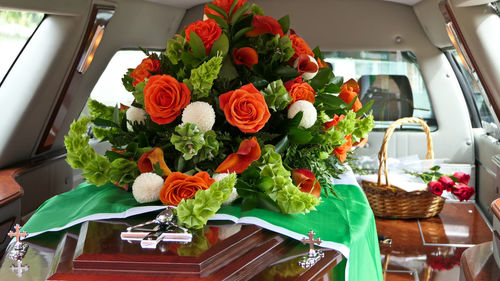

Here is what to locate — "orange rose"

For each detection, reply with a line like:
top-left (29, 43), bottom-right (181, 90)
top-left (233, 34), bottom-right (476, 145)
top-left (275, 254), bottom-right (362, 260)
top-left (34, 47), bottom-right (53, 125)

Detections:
top-left (219, 83), bottom-right (271, 133)
top-left (339, 79), bottom-right (362, 112)
top-left (144, 74), bottom-right (191, 125)
top-left (334, 135), bottom-right (352, 163)
top-left (185, 19), bottom-right (222, 55)
top-left (289, 34), bottom-right (314, 63)
top-left (130, 58), bottom-right (160, 87)
top-left (159, 171), bottom-right (215, 206)
top-left (246, 15), bottom-right (284, 37)
top-left (284, 76), bottom-right (316, 104)
top-left (292, 169), bottom-right (321, 199)
top-left (215, 137), bottom-right (261, 174)
top-left (204, 0), bottom-right (247, 21)
top-left (233, 47), bottom-right (258, 68)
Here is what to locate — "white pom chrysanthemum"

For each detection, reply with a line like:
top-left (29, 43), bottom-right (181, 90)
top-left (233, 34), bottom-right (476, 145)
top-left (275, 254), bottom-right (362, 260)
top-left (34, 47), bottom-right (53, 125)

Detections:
top-left (181, 101), bottom-right (215, 132)
top-left (287, 100), bottom-right (317, 129)
top-left (132, 173), bottom-right (164, 203)
top-left (293, 55), bottom-right (319, 80)
top-left (126, 106), bottom-right (147, 131)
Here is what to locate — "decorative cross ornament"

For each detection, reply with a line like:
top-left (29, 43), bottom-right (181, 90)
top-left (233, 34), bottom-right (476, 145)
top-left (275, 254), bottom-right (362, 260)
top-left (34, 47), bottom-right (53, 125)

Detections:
top-left (121, 207), bottom-right (192, 249)
top-left (298, 230), bottom-right (325, 269)
top-left (10, 260), bottom-right (29, 278)
top-left (8, 224), bottom-right (27, 243)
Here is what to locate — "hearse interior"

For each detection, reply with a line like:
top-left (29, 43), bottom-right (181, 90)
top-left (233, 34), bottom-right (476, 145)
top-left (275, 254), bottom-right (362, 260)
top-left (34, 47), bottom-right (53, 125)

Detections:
top-left (1, 0), bottom-right (500, 280)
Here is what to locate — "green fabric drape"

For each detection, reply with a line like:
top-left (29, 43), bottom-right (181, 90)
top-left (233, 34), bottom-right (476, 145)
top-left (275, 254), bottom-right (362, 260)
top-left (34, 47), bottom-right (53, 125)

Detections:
top-left (22, 182), bottom-right (382, 281)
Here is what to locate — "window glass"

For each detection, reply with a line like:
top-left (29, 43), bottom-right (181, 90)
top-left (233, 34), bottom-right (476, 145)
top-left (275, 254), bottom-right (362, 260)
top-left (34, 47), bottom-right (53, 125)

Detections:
top-left (323, 51), bottom-right (436, 130)
top-left (89, 50), bottom-right (155, 107)
top-left (447, 49), bottom-right (499, 137)
top-left (0, 10), bottom-right (44, 83)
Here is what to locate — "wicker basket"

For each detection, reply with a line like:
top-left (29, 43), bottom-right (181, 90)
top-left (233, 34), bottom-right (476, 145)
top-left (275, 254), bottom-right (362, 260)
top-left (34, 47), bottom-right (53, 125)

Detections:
top-left (362, 117), bottom-right (445, 219)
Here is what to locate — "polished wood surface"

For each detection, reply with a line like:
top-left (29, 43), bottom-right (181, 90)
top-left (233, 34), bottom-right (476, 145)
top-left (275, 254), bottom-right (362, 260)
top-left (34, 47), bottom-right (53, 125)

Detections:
top-left (419, 202), bottom-right (491, 245)
top-left (0, 214), bottom-right (343, 281)
top-left (460, 242), bottom-right (500, 281)
top-left (378, 201), bottom-right (492, 281)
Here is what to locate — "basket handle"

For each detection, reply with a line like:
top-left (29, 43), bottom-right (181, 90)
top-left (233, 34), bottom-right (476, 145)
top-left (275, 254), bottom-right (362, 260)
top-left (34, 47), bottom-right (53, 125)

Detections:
top-left (377, 117), bottom-right (434, 187)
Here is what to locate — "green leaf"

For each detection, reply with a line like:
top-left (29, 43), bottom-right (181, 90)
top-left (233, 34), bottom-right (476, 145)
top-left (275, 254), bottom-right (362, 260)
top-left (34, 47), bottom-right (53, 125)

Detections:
top-left (206, 3), bottom-right (228, 19)
top-left (310, 67), bottom-right (334, 90)
top-left (274, 136), bottom-right (289, 154)
top-left (277, 15), bottom-right (290, 34)
top-left (286, 111), bottom-right (303, 130)
top-left (324, 83), bottom-right (341, 94)
top-left (229, 0), bottom-right (239, 16)
top-left (355, 100), bottom-right (374, 118)
top-left (233, 26), bottom-right (255, 42)
top-left (316, 94), bottom-right (345, 108)
top-left (189, 32), bottom-right (206, 59)
top-left (288, 128), bottom-right (313, 144)
top-left (312, 46), bottom-right (323, 60)
top-left (231, 2), bottom-right (250, 25)
top-left (181, 52), bottom-right (200, 66)
top-left (332, 76), bottom-right (344, 87)
top-left (205, 13), bottom-right (229, 31)
top-left (260, 79), bottom-right (292, 111)
top-left (241, 196), bottom-right (258, 211)
top-left (257, 176), bottom-right (274, 192)
top-left (275, 65), bottom-right (299, 78)
top-left (93, 118), bottom-right (119, 128)
top-left (210, 33), bottom-right (229, 57)
top-left (113, 105), bottom-right (120, 124)
top-left (152, 162), bottom-right (164, 177)
top-left (250, 4), bottom-right (264, 15)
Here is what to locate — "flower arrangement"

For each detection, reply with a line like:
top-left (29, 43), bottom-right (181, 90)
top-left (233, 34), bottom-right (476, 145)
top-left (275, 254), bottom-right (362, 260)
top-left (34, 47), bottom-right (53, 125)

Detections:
top-left (64, 0), bottom-right (374, 229)
top-left (409, 166), bottom-right (474, 201)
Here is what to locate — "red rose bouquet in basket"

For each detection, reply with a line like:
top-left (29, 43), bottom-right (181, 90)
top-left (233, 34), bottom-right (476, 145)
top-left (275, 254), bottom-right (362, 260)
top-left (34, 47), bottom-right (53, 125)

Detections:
top-left (409, 166), bottom-right (475, 201)
top-left (64, 0), bottom-right (375, 229)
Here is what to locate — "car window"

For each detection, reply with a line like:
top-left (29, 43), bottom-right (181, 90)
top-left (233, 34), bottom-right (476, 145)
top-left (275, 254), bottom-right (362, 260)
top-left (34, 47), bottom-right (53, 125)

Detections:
top-left (323, 51), bottom-right (436, 131)
top-left (0, 10), bottom-right (44, 84)
top-left (447, 48), bottom-right (499, 138)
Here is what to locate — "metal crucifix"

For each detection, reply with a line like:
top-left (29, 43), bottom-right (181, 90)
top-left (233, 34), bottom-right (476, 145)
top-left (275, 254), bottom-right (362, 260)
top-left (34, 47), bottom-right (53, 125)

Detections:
top-left (298, 230), bottom-right (325, 269)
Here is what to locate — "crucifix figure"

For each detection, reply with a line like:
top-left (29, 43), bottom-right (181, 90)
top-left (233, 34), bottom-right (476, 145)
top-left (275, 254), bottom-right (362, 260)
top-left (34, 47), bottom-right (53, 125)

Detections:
top-left (10, 260), bottom-right (29, 278)
top-left (301, 230), bottom-right (322, 257)
top-left (8, 224), bottom-right (27, 243)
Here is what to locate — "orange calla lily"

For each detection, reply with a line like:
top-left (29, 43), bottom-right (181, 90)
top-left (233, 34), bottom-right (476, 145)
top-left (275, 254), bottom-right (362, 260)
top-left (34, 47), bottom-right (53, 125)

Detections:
top-left (292, 169), bottom-right (321, 199)
top-left (339, 79), bottom-right (362, 112)
top-left (137, 147), bottom-right (172, 176)
top-left (215, 137), bottom-right (261, 174)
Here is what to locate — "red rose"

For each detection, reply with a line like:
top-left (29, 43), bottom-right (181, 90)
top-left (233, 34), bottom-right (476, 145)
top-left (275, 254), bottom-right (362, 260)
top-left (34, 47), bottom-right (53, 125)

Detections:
top-left (219, 83), bottom-right (271, 133)
top-left (292, 169), bottom-right (321, 199)
top-left (289, 34), bottom-right (314, 63)
top-left (452, 184), bottom-right (475, 201)
top-left (204, 0), bottom-right (247, 21)
top-left (453, 172), bottom-right (470, 185)
top-left (233, 47), bottom-right (258, 68)
top-left (185, 19), bottom-right (222, 55)
top-left (284, 76), bottom-right (316, 104)
top-left (246, 15), bottom-right (284, 37)
top-left (144, 75), bottom-right (191, 125)
top-left (438, 175), bottom-right (454, 191)
top-left (427, 181), bottom-right (444, 196)
top-left (130, 58), bottom-right (160, 87)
